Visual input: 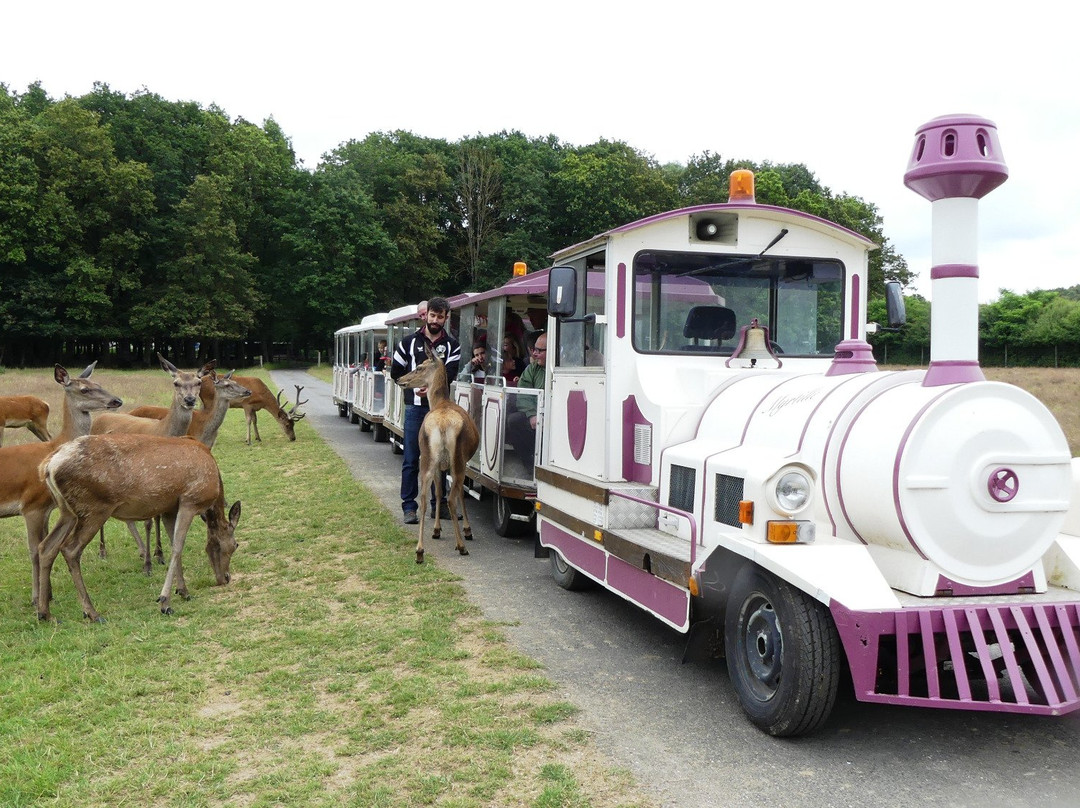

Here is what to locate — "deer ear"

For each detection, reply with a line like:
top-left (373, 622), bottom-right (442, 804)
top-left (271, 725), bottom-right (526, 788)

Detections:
top-left (158, 353), bottom-right (179, 376)
top-left (55, 364), bottom-right (70, 384)
top-left (79, 360), bottom-right (97, 379)
top-left (228, 501), bottom-right (242, 527)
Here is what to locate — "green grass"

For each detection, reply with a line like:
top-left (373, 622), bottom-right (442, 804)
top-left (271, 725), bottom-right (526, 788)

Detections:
top-left (0, 367), bottom-right (653, 808)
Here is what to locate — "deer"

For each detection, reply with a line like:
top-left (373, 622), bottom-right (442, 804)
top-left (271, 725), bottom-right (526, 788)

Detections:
top-left (0, 395), bottom-right (52, 447)
top-left (89, 353), bottom-right (216, 571)
top-left (225, 377), bottom-right (307, 444)
top-left (37, 433), bottom-right (241, 622)
top-left (91, 353), bottom-right (215, 439)
top-left (0, 363), bottom-right (123, 609)
top-left (396, 343), bottom-right (480, 563)
top-left (111, 370), bottom-right (252, 570)
top-left (127, 370), bottom-right (251, 448)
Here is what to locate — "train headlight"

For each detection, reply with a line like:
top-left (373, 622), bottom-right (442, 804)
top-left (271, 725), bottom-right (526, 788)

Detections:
top-left (767, 466), bottom-right (814, 516)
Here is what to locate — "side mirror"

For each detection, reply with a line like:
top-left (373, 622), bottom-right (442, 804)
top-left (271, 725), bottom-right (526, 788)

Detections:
top-left (548, 266), bottom-right (578, 317)
top-left (885, 281), bottom-right (906, 329)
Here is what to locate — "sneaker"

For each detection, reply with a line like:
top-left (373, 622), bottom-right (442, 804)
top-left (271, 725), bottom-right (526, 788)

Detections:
top-left (403, 510), bottom-right (419, 525)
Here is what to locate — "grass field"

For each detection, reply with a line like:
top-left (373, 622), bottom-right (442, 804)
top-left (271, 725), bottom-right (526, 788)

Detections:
top-left (0, 364), bottom-right (648, 808)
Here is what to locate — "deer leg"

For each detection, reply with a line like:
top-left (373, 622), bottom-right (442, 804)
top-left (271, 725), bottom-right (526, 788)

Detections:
top-left (416, 456), bottom-right (434, 564)
top-left (448, 472), bottom-right (470, 556)
top-left (98, 525), bottom-right (107, 559)
top-left (124, 519), bottom-right (152, 575)
top-left (25, 509), bottom-right (50, 608)
top-left (60, 517), bottom-right (111, 623)
top-left (250, 410), bottom-right (262, 443)
top-left (153, 517), bottom-right (164, 565)
top-left (159, 510), bottom-right (190, 614)
top-left (454, 468), bottom-right (473, 545)
top-left (36, 511), bottom-right (88, 622)
top-left (431, 460), bottom-right (444, 542)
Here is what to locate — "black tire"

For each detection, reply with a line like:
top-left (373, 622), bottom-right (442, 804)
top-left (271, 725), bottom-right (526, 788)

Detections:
top-left (390, 438), bottom-right (403, 455)
top-left (373, 423), bottom-right (389, 443)
top-left (359, 418), bottom-right (371, 433)
top-left (348, 406), bottom-right (359, 425)
top-left (724, 564), bottom-right (840, 737)
top-left (494, 494), bottom-right (529, 537)
top-left (550, 549), bottom-right (592, 591)
top-left (337, 403), bottom-right (348, 417)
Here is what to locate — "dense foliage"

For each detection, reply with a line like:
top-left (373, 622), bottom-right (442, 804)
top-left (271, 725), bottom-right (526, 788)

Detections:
top-left (8, 81), bottom-right (1068, 369)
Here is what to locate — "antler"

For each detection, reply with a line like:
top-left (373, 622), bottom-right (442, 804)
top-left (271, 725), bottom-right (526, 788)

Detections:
top-left (289, 385), bottom-right (308, 421)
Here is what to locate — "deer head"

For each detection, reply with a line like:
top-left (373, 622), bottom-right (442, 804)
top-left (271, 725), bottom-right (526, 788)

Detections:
top-left (202, 500), bottom-right (242, 585)
top-left (272, 385), bottom-right (307, 441)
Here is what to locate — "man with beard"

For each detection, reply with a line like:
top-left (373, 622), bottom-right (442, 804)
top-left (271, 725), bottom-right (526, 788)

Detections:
top-left (390, 297), bottom-right (461, 523)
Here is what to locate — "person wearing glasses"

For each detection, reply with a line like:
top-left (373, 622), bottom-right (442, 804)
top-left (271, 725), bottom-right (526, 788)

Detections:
top-left (506, 331), bottom-right (546, 473)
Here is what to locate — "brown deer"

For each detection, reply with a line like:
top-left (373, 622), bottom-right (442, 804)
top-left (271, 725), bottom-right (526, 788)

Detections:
top-left (37, 433), bottom-right (241, 622)
top-left (91, 353), bottom-right (215, 438)
top-left (101, 370), bottom-right (251, 571)
top-left (0, 363), bottom-right (122, 608)
top-left (90, 353), bottom-right (216, 571)
top-left (127, 370), bottom-right (252, 448)
top-left (226, 377), bottom-right (307, 444)
top-left (396, 343), bottom-right (479, 563)
top-left (0, 395), bottom-right (52, 446)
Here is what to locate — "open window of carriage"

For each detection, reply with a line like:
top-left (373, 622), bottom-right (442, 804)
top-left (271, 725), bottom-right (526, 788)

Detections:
top-left (631, 250), bottom-right (846, 357)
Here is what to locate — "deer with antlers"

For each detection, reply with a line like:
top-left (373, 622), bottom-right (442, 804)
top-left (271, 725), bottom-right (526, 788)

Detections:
top-left (0, 363), bottom-right (123, 608)
top-left (101, 370), bottom-right (252, 572)
top-left (0, 395), bottom-right (52, 447)
top-left (37, 433), bottom-right (241, 622)
top-left (224, 377), bottom-right (307, 444)
top-left (396, 343), bottom-right (479, 563)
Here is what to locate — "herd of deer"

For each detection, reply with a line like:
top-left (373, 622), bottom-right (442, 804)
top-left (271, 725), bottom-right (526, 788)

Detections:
top-left (0, 355), bottom-right (307, 623)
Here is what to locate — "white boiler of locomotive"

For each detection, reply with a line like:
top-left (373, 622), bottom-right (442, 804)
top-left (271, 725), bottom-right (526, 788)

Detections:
top-left (697, 369), bottom-right (1072, 595)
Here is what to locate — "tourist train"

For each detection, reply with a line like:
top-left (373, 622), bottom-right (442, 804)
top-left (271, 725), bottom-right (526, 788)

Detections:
top-left (333, 115), bottom-right (1080, 736)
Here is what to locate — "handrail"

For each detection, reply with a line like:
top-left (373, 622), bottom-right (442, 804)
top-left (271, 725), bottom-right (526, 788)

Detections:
top-left (606, 490), bottom-right (700, 566)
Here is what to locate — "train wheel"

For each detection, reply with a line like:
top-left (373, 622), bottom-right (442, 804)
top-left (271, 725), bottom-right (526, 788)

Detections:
top-left (359, 418), bottom-right (371, 433)
top-left (724, 564), bottom-right (840, 737)
top-left (373, 423), bottom-right (389, 443)
top-left (494, 494), bottom-right (530, 537)
top-left (550, 549), bottom-right (592, 591)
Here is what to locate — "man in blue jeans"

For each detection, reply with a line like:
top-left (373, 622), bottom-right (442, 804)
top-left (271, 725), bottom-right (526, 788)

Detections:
top-left (390, 297), bottom-right (461, 524)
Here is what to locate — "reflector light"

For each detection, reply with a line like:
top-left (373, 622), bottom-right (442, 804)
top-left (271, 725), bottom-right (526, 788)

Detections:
top-left (739, 500), bottom-right (754, 525)
top-left (766, 521), bottom-right (816, 544)
top-left (728, 170), bottom-right (756, 203)
top-left (513, 261), bottom-right (528, 277)
top-left (688, 577), bottom-right (700, 597)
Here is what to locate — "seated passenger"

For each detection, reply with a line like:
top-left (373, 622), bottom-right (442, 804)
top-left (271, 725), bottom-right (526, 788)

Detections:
top-left (501, 336), bottom-right (527, 385)
top-left (459, 344), bottom-right (487, 381)
top-left (506, 331), bottom-right (546, 473)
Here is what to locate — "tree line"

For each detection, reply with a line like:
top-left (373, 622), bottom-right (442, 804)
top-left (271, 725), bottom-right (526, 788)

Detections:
top-left (5, 80), bottom-right (1069, 370)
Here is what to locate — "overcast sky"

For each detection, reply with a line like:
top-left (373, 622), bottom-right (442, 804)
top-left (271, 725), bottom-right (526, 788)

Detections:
top-left (5, 0), bottom-right (1077, 302)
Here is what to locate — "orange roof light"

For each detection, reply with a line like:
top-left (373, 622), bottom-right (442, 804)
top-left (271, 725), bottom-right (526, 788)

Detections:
top-left (513, 261), bottom-right (528, 277)
top-left (728, 170), bottom-right (756, 204)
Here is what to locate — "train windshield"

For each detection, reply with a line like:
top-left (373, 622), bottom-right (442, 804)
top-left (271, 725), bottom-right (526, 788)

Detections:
top-left (631, 250), bottom-right (845, 357)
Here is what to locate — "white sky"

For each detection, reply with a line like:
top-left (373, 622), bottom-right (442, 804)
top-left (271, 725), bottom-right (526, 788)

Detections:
top-left (5, 1), bottom-right (1077, 302)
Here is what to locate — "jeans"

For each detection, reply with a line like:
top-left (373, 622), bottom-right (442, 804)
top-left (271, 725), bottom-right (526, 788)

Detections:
top-left (401, 404), bottom-right (447, 514)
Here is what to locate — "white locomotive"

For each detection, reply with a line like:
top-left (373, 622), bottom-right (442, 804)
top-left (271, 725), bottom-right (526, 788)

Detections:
top-left (528, 115), bottom-right (1080, 735)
